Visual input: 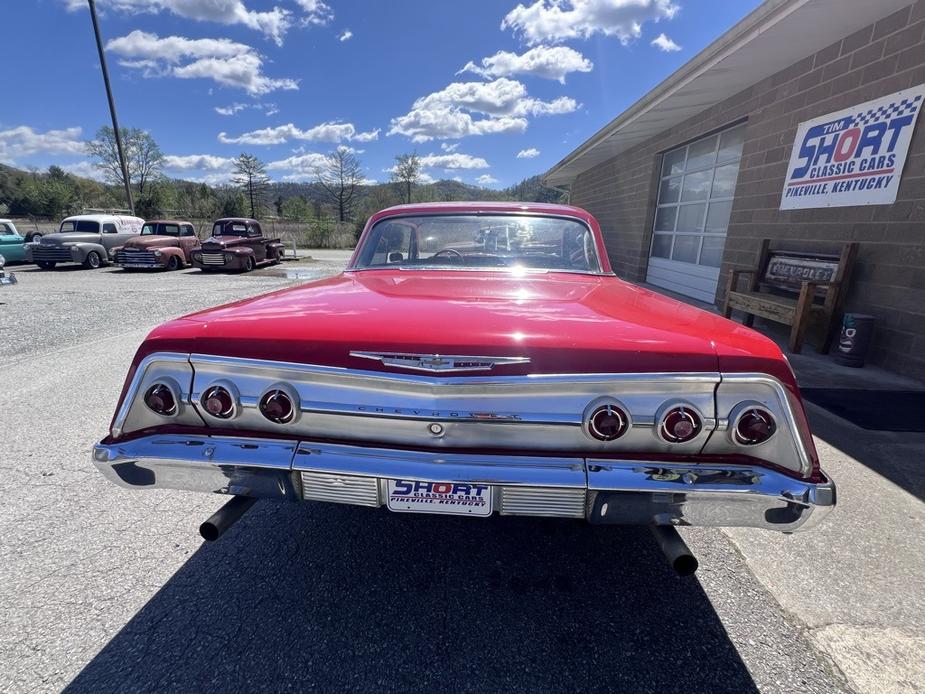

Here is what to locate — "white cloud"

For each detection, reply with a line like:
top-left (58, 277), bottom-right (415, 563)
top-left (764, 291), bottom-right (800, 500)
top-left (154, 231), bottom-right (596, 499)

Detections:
top-left (294, 0), bottom-right (334, 26)
top-left (419, 153), bottom-right (490, 170)
top-left (0, 125), bottom-right (85, 164)
top-left (218, 121), bottom-right (380, 145)
top-left (66, 0), bottom-right (294, 46)
top-left (651, 32), bottom-right (681, 51)
top-left (441, 142), bottom-right (460, 152)
top-left (215, 103), bottom-right (248, 116)
top-left (107, 31), bottom-right (298, 95)
top-left (163, 154), bottom-right (236, 171)
top-left (388, 78), bottom-right (577, 142)
top-left (516, 147), bottom-right (540, 159)
top-left (476, 174), bottom-right (500, 186)
top-left (502, 0), bottom-right (679, 46)
top-left (459, 45), bottom-right (592, 83)
top-left (60, 161), bottom-right (107, 181)
top-left (214, 102), bottom-right (277, 116)
top-left (339, 29), bottom-right (353, 41)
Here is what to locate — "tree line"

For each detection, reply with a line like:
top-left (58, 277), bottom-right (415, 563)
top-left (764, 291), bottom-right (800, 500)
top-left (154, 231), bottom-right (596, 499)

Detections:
top-left (0, 126), bottom-right (564, 230)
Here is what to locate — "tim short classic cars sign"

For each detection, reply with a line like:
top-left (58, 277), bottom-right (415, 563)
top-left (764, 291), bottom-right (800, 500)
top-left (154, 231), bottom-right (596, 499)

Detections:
top-left (780, 85), bottom-right (925, 210)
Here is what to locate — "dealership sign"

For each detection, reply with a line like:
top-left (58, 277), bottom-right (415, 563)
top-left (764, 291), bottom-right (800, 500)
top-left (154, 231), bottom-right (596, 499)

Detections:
top-left (781, 85), bottom-right (925, 210)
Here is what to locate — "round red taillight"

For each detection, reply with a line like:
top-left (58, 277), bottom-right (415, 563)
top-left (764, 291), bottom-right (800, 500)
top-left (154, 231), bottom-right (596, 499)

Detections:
top-left (259, 389), bottom-right (295, 424)
top-left (659, 406), bottom-right (702, 443)
top-left (734, 407), bottom-right (776, 445)
top-left (588, 404), bottom-right (629, 441)
top-left (144, 383), bottom-right (177, 416)
top-left (201, 385), bottom-right (235, 419)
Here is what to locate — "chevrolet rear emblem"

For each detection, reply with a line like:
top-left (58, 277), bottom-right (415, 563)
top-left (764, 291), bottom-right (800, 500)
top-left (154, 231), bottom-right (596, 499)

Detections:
top-left (349, 351), bottom-right (530, 373)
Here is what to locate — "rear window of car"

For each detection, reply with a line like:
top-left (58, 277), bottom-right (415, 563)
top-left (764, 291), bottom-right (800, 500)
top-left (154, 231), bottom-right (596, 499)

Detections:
top-left (213, 222), bottom-right (248, 236)
top-left (353, 214), bottom-right (602, 273)
top-left (0, 224), bottom-right (13, 235)
top-left (59, 220), bottom-right (100, 233)
top-left (142, 224), bottom-right (180, 236)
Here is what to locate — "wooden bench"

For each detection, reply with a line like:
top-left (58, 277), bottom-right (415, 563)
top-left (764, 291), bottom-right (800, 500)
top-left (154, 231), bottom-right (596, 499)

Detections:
top-left (722, 240), bottom-right (859, 354)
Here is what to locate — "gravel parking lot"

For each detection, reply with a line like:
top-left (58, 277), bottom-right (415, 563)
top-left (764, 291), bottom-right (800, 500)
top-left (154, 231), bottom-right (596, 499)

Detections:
top-left (0, 257), bottom-right (848, 693)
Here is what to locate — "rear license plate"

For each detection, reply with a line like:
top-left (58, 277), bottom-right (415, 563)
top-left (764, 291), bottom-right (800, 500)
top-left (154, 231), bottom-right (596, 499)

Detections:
top-left (386, 480), bottom-right (492, 516)
top-left (122, 263), bottom-right (152, 268)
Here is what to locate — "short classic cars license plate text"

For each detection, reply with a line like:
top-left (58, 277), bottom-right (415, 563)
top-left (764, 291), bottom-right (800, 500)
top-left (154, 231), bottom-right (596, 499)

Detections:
top-left (386, 480), bottom-right (492, 516)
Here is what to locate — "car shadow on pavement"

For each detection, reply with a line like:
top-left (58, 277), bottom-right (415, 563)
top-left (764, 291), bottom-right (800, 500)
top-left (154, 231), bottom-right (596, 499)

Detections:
top-left (65, 501), bottom-right (758, 694)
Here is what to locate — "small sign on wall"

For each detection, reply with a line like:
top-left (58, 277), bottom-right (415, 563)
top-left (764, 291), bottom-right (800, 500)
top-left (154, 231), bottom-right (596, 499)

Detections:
top-left (780, 84), bottom-right (925, 210)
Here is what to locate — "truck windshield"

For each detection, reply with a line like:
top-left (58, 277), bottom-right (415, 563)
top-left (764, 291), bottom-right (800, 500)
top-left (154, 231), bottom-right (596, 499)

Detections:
top-left (142, 224), bottom-right (179, 236)
top-left (59, 220), bottom-right (101, 233)
top-left (352, 214), bottom-right (602, 273)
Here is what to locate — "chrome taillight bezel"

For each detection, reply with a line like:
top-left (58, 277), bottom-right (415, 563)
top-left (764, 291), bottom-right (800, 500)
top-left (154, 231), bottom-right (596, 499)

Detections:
top-left (200, 380), bottom-right (239, 420)
top-left (583, 398), bottom-right (632, 442)
top-left (656, 402), bottom-right (704, 444)
top-left (142, 380), bottom-right (180, 418)
top-left (258, 382), bottom-right (300, 425)
top-left (730, 403), bottom-right (777, 446)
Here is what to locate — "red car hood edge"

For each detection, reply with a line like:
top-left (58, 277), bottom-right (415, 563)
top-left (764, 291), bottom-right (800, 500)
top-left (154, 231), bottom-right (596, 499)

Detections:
top-left (135, 270), bottom-right (795, 383)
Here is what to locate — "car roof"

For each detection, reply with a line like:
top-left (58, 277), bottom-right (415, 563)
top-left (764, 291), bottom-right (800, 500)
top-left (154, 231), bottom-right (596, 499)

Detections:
top-left (370, 201), bottom-right (594, 223)
top-left (0, 219), bottom-right (13, 224)
top-left (145, 219), bottom-right (190, 225)
top-left (62, 214), bottom-right (144, 223)
top-left (214, 217), bottom-right (259, 224)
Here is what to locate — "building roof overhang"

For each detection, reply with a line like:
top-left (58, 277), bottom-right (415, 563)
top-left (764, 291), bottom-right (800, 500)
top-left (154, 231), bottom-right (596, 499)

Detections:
top-left (543, 0), bottom-right (914, 187)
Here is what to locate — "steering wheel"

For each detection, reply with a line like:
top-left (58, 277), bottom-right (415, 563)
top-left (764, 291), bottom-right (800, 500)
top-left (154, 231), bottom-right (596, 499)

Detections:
top-left (431, 248), bottom-right (464, 260)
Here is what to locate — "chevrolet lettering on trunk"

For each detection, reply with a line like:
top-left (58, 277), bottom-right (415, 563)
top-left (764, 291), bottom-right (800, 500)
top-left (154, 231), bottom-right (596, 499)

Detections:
top-left (92, 202), bottom-right (835, 574)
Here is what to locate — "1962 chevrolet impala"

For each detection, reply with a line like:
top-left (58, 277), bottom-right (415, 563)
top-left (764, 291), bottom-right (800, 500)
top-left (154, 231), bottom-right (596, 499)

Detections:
top-left (92, 202), bottom-right (834, 572)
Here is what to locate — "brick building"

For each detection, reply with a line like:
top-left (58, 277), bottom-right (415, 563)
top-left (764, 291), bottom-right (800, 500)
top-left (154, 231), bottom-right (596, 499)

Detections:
top-left (544, 0), bottom-right (925, 380)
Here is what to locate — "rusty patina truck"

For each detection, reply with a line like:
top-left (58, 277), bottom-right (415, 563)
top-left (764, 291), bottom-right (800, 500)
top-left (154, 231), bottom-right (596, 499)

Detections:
top-left (190, 218), bottom-right (284, 273)
top-left (113, 220), bottom-right (201, 270)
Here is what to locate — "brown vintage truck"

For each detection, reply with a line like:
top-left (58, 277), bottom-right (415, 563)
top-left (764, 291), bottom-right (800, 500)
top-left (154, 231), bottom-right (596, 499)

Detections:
top-left (113, 220), bottom-right (201, 270)
top-left (190, 218), bottom-right (284, 273)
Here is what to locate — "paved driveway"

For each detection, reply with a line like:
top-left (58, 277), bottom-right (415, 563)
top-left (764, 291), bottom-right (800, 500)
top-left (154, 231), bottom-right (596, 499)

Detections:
top-left (0, 258), bottom-right (845, 693)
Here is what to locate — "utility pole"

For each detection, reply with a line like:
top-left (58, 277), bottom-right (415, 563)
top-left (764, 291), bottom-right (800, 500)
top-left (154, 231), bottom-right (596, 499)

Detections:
top-left (87, 0), bottom-right (134, 215)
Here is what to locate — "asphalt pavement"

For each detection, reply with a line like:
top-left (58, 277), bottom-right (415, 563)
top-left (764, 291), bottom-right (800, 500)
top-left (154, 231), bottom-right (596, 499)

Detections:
top-left (0, 256), bottom-right (848, 693)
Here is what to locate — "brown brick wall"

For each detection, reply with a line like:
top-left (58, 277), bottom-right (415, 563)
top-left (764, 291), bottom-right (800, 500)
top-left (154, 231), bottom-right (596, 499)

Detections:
top-left (571, 1), bottom-right (925, 380)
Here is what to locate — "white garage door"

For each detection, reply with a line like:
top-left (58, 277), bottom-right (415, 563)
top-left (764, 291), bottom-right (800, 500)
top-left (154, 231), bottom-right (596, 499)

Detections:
top-left (645, 124), bottom-right (745, 303)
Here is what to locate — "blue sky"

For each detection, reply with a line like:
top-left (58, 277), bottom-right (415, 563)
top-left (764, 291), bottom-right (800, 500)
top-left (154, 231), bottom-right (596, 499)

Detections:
top-left (2, 0), bottom-right (762, 189)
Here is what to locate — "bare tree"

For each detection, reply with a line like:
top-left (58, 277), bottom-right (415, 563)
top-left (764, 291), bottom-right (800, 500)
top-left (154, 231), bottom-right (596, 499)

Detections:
top-left (232, 153), bottom-right (270, 219)
top-left (391, 153), bottom-right (421, 204)
top-left (86, 126), bottom-right (164, 196)
top-left (316, 147), bottom-right (364, 222)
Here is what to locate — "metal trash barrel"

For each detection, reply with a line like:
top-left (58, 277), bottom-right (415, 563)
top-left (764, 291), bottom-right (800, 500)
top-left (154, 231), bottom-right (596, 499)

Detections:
top-left (833, 313), bottom-right (875, 368)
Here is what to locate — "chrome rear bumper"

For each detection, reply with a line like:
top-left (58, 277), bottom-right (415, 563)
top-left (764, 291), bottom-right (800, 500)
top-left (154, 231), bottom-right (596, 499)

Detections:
top-left (92, 434), bottom-right (835, 532)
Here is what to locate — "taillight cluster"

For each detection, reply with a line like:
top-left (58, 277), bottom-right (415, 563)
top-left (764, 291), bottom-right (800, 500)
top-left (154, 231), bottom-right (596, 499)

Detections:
top-left (196, 381), bottom-right (300, 425)
top-left (584, 399), bottom-right (777, 447)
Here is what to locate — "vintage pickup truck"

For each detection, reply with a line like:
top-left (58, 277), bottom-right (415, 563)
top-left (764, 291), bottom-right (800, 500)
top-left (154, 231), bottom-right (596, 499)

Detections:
top-left (190, 217), bottom-right (283, 272)
top-left (92, 202), bottom-right (834, 573)
top-left (27, 214), bottom-right (144, 269)
top-left (113, 220), bottom-right (201, 270)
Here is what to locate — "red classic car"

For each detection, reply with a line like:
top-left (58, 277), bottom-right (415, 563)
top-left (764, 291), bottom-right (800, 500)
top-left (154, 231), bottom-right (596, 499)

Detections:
top-left (113, 220), bottom-right (201, 270)
top-left (93, 202), bottom-right (834, 573)
top-left (190, 217), bottom-right (284, 272)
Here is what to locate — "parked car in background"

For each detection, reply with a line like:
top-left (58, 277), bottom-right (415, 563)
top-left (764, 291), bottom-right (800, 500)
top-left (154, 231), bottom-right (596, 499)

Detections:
top-left (93, 202), bottom-right (835, 570)
top-left (0, 219), bottom-right (28, 264)
top-left (113, 220), bottom-right (200, 271)
top-left (0, 254), bottom-right (17, 286)
top-left (27, 214), bottom-right (144, 269)
top-left (190, 218), bottom-right (283, 273)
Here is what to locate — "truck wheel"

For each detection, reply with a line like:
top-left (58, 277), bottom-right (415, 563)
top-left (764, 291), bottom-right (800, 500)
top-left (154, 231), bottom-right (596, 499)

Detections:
top-left (242, 256), bottom-right (255, 273)
top-left (84, 251), bottom-right (102, 269)
top-left (36, 260), bottom-right (56, 270)
top-left (166, 255), bottom-right (182, 271)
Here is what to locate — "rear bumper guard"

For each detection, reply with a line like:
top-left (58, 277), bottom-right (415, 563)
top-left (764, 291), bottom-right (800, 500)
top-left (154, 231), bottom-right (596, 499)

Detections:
top-left (92, 434), bottom-right (835, 532)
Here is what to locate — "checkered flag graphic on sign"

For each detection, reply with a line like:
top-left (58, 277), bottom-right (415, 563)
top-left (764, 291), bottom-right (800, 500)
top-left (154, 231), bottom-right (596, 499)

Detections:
top-left (851, 94), bottom-right (922, 127)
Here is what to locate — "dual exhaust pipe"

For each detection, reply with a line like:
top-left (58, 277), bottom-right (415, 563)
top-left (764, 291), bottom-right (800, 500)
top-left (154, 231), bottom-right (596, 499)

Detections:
top-left (197, 495), bottom-right (699, 576)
